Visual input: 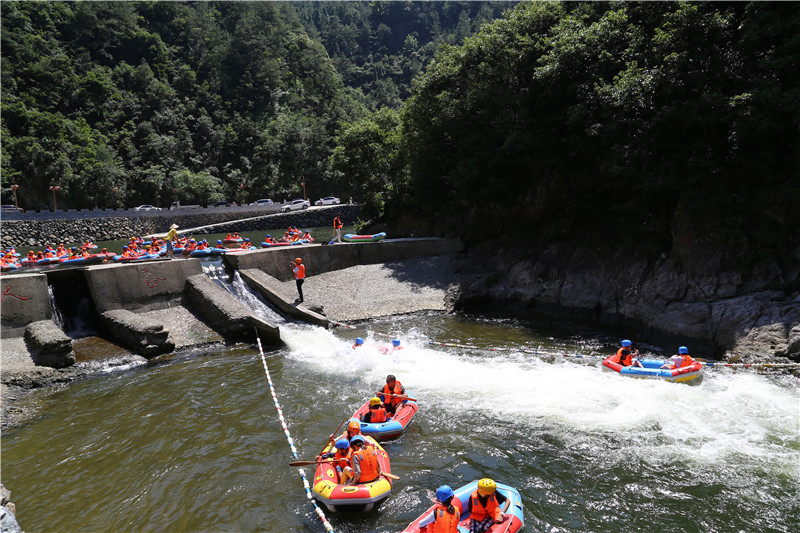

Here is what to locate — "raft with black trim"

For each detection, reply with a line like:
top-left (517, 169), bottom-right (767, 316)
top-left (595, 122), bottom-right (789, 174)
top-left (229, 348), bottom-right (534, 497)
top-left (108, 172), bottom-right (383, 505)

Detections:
top-left (343, 232), bottom-right (386, 242)
top-left (601, 356), bottom-right (703, 383)
top-left (312, 435), bottom-right (393, 513)
top-left (401, 479), bottom-right (525, 533)
top-left (350, 398), bottom-right (418, 441)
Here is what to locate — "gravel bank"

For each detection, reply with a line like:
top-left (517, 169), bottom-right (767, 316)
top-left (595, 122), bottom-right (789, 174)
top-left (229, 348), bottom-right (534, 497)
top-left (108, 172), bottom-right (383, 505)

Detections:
top-left (283, 254), bottom-right (462, 322)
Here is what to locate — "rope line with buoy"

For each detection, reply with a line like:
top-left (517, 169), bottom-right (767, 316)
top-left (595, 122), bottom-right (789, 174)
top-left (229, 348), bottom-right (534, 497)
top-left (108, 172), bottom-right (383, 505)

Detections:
top-left (256, 335), bottom-right (334, 533)
top-left (328, 317), bottom-right (799, 370)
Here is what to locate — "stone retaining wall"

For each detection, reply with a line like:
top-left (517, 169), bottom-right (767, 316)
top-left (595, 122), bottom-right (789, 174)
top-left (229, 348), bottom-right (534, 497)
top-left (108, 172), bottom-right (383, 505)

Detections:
top-left (0, 205), bottom-right (360, 248)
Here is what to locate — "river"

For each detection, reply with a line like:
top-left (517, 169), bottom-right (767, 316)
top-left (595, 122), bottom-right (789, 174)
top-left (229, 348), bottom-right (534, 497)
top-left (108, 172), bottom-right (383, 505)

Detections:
top-left (2, 283), bottom-right (798, 532)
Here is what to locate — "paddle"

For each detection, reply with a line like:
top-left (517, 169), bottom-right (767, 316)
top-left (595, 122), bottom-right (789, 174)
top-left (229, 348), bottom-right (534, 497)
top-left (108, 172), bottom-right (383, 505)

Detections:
top-left (375, 392), bottom-right (417, 402)
top-left (326, 417), bottom-right (353, 445)
top-left (382, 472), bottom-right (400, 480)
top-left (289, 458), bottom-right (340, 467)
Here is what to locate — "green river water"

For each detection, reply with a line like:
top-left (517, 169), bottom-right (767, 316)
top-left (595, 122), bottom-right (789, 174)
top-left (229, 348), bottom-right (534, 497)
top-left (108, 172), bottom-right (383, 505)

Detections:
top-left (2, 289), bottom-right (798, 532)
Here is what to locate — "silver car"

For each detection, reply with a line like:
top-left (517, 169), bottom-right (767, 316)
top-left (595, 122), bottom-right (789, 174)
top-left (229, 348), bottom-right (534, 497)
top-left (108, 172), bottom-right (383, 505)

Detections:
top-left (314, 196), bottom-right (341, 206)
top-left (281, 198), bottom-right (310, 212)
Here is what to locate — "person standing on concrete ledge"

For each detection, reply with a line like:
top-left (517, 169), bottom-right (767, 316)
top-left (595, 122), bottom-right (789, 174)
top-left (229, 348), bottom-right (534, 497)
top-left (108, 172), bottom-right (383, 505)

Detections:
top-left (291, 257), bottom-right (305, 303)
top-left (165, 224), bottom-right (178, 258)
top-left (331, 214), bottom-right (344, 244)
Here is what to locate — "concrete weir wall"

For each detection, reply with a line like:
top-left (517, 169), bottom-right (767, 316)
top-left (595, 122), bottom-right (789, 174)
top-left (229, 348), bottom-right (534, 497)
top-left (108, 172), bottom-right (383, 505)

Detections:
top-left (223, 237), bottom-right (464, 281)
top-left (1, 238), bottom-right (462, 365)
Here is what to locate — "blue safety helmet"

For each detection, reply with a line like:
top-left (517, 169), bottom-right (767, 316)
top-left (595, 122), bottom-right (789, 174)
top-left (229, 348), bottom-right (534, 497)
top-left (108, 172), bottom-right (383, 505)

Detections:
top-left (678, 346), bottom-right (689, 354)
top-left (350, 435), bottom-right (365, 446)
top-left (355, 337), bottom-right (364, 345)
top-left (334, 439), bottom-right (350, 450)
top-left (621, 339), bottom-right (632, 347)
top-left (265, 234), bottom-right (271, 238)
top-left (217, 240), bottom-right (222, 244)
top-left (436, 485), bottom-right (454, 503)
top-left (392, 339), bottom-right (401, 347)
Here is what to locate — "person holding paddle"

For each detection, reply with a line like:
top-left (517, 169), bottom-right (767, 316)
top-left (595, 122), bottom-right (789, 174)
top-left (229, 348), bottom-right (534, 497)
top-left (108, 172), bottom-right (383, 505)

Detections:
top-left (317, 439), bottom-right (352, 484)
top-left (345, 435), bottom-right (383, 485)
top-left (378, 374), bottom-right (407, 416)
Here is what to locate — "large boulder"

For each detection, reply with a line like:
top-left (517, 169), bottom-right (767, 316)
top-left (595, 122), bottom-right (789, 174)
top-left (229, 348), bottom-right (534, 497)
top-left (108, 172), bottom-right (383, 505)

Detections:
top-left (24, 320), bottom-right (75, 368)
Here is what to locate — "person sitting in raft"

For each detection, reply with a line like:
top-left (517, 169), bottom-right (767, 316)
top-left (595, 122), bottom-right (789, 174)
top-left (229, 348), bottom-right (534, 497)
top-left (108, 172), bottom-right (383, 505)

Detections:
top-left (391, 339), bottom-right (403, 352)
top-left (345, 435), bottom-right (383, 485)
top-left (467, 478), bottom-right (508, 533)
top-left (263, 234), bottom-right (274, 245)
top-left (301, 230), bottom-right (314, 242)
top-left (25, 251), bottom-right (36, 262)
top-left (318, 438), bottom-right (353, 484)
top-left (418, 485), bottom-right (461, 533)
top-left (35, 251), bottom-right (45, 261)
top-left (361, 397), bottom-right (389, 423)
top-left (233, 231), bottom-right (240, 240)
top-left (352, 337), bottom-right (365, 349)
top-left (119, 246), bottom-right (133, 260)
top-left (333, 420), bottom-right (362, 445)
top-left (610, 339), bottom-right (643, 367)
top-left (661, 346), bottom-right (695, 369)
top-left (378, 374), bottom-right (407, 416)
top-left (225, 233), bottom-right (233, 241)
top-left (56, 244), bottom-right (67, 257)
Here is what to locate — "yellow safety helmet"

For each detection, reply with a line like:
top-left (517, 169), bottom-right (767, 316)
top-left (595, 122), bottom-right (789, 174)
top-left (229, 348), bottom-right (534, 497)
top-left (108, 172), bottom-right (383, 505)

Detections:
top-left (369, 397), bottom-right (381, 407)
top-left (477, 478), bottom-right (496, 496)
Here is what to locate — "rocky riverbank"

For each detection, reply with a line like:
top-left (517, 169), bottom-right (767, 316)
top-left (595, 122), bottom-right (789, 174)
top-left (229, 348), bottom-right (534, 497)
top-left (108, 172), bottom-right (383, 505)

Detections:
top-left (452, 240), bottom-right (800, 360)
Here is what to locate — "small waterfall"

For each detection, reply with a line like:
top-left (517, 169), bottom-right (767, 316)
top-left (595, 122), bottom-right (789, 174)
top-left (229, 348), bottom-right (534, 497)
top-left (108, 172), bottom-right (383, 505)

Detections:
top-left (48, 284), bottom-right (65, 330)
top-left (201, 262), bottom-right (288, 325)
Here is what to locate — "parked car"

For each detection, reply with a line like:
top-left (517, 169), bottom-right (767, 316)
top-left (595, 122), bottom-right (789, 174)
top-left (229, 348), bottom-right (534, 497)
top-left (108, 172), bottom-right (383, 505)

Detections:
top-left (133, 204), bottom-right (161, 211)
top-left (281, 198), bottom-right (310, 212)
top-left (1, 205), bottom-right (24, 213)
top-left (208, 200), bottom-right (233, 207)
top-left (314, 196), bottom-right (341, 206)
top-left (249, 198), bottom-right (274, 207)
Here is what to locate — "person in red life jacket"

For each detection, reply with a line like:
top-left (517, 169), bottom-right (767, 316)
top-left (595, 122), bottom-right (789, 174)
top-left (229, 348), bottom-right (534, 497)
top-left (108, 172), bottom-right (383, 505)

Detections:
top-left (391, 339), bottom-right (403, 352)
top-left (361, 397), bottom-right (388, 423)
top-left (352, 337), bottom-right (365, 350)
top-left (378, 374), bottom-right (407, 416)
top-left (291, 257), bottom-right (305, 303)
top-left (35, 251), bottom-right (45, 261)
top-left (25, 251), bottom-right (36, 262)
top-left (317, 438), bottom-right (353, 484)
top-left (609, 339), bottom-right (643, 367)
top-left (345, 435), bottom-right (382, 485)
top-left (661, 346), bottom-right (694, 369)
top-left (332, 214), bottom-right (343, 244)
top-left (419, 485), bottom-right (461, 533)
top-left (302, 230), bottom-right (314, 242)
top-left (225, 233), bottom-right (233, 241)
top-left (233, 231), bottom-right (240, 240)
top-left (56, 244), bottom-right (67, 257)
top-left (120, 246), bottom-right (132, 259)
top-left (467, 478), bottom-right (508, 533)
top-left (263, 234), bottom-right (274, 245)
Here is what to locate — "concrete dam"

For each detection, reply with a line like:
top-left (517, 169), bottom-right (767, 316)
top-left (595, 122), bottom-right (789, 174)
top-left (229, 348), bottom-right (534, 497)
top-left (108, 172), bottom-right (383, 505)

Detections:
top-left (1, 238), bottom-right (463, 369)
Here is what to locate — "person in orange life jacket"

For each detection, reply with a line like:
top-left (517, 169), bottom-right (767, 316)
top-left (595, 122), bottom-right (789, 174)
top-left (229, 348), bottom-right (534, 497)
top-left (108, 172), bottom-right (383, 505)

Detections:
top-left (302, 230), bottom-right (314, 242)
top-left (419, 485), bottom-right (461, 533)
top-left (318, 438), bottom-right (353, 484)
top-left (378, 374), bottom-right (407, 416)
top-left (352, 337), bottom-right (365, 349)
top-left (26, 251), bottom-right (36, 261)
top-left (467, 478), bottom-right (508, 533)
top-left (661, 346), bottom-right (694, 369)
top-left (332, 214), bottom-right (343, 244)
top-left (361, 397), bottom-right (389, 423)
top-left (290, 257), bottom-right (305, 302)
top-left (264, 234), bottom-right (274, 244)
top-left (333, 420), bottom-right (362, 445)
top-left (345, 434), bottom-right (382, 485)
top-left (610, 339), bottom-right (643, 367)
top-left (120, 246), bottom-right (132, 259)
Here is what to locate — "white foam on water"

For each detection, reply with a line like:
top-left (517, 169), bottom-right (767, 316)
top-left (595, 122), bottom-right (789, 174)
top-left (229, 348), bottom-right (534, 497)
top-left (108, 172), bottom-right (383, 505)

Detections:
top-left (281, 324), bottom-right (800, 476)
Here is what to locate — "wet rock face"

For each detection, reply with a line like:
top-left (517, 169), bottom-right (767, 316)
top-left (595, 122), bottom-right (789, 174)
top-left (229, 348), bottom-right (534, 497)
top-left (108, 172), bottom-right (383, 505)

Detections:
top-left (456, 243), bottom-right (800, 360)
top-left (24, 320), bottom-right (75, 368)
